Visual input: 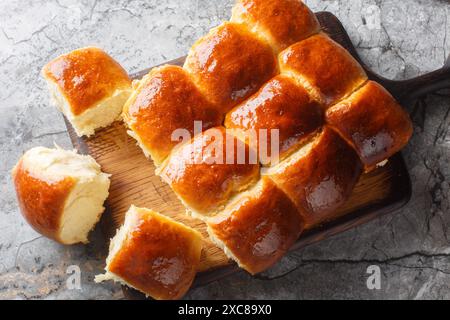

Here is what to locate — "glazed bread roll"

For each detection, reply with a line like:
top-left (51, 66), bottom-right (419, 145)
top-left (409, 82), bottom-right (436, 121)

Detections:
top-left (122, 65), bottom-right (221, 165)
top-left (207, 177), bottom-right (304, 274)
top-left (11, 146), bottom-right (110, 244)
top-left (183, 22), bottom-right (277, 112)
top-left (95, 205), bottom-right (203, 300)
top-left (231, 0), bottom-right (320, 52)
top-left (43, 47), bottom-right (132, 137)
top-left (157, 127), bottom-right (260, 219)
top-left (119, 0), bottom-right (413, 274)
top-left (326, 81), bottom-right (413, 169)
top-left (225, 75), bottom-right (323, 162)
top-left (264, 127), bottom-right (363, 227)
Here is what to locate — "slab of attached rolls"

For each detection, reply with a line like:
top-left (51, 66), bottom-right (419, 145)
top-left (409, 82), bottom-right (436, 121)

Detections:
top-left (122, 0), bottom-right (413, 276)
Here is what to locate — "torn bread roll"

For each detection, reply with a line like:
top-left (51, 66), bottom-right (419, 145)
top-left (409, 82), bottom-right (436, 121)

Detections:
top-left (95, 205), bottom-right (203, 300)
top-left (207, 177), bottom-right (304, 274)
top-left (11, 146), bottom-right (110, 244)
top-left (42, 47), bottom-right (132, 137)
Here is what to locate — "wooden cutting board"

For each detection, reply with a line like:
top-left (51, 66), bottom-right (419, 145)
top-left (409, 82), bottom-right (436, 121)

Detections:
top-left (64, 11), bottom-right (450, 297)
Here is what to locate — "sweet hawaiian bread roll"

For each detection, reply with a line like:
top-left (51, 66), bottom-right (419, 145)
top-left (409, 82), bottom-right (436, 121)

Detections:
top-left (231, 0), bottom-right (320, 52)
top-left (42, 47), bottom-right (132, 137)
top-left (123, 65), bottom-right (221, 166)
top-left (326, 81), bottom-right (413, 169)
top-left (265, 127), bottom-right (362, 227)
top-left (279, 33), bottom-right (367, 106)
top-left (157, 127), bottom-right (260, 219)
top-left (184, 22), bottom-right (277, 114)
top-left (207, 177), bottom-right (304, 274)
top-left (11, 146), bottom-right (110, 244)
top-left (95, 205), bottom-right (202, 300)
top-left (225, 75), bottom-right (323, 163)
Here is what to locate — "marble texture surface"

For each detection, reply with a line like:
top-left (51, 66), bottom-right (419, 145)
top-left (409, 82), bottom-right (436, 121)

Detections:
top-left (0, 0), bottom-right (449, 300)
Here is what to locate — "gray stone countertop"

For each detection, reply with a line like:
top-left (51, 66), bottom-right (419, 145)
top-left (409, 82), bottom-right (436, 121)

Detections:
top-left (0, 0), bottom-right (449, 299)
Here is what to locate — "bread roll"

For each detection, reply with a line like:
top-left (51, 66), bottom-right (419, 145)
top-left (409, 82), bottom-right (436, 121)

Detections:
top-left (122, 65), bottom-right (221, 166)
top-left (95, 205), bottom-right (202, 300)
top-left (265, 127), bottom-right (362, 227)
top-left (184, 22), bottom-right (277, 113)
top-left (11, 146), bottom-right (110, 244)
top-left (42, 47), bottom-right (132, 137)
top-left (279, 33), bottom-right (367, 106)
top-left (225, 75), bottom-right (323, 162)
top-left (157, 127), bottom-right (260, 219)
top-left (326, 81), bottom-right (413, 169)
top-left (231, 0), bottom-right (320, 52)
top-left (207, 177), bottom-right (304, 274)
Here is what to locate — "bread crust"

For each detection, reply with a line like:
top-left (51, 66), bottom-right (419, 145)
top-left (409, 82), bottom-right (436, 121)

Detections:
top-left (225, 75), bottom-right (323, 161)
top-left (184, 22), bottom-right (278, 113)
top-left (158, 127), bottom-right (260, 217)
top-left (231, 0), bottom-right (320, 51)
top-left (267, 127), bottom-right (363, 227)
top-left (123, 65), bottom-right (222, 165)
top-left (207, 178), bottom-right (304, 274)
top-left (326, 81), bottom-right (413, 168)
top-left (106, 207), bottom-right (202, 300)
top-left (12, 161), bottom-right (75, 243)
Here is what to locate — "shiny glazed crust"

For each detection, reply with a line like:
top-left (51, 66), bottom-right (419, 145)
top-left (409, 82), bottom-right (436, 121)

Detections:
top-left (326, 81), bottom-right (413, 168)
top-left (231, 0), bottom-right (320, 52)
top-left (207, 178), bottom-right (304, 274)
top-left (279, 33), bottom-right (368, 105)
top-left (122, 65), bottom-right (222, 165)
top-left (225, 75), bottom-right (323, 162)
top-left (42, 47), bottom-right (131, 116)
top-left (184, 22), bottom-right (278, 113)
top-left (12, 161), bottom-right (75, 242)
top-left (107, 207), bottom-right (202, 300)
top-left (157, 127), bottom-right (260, 217)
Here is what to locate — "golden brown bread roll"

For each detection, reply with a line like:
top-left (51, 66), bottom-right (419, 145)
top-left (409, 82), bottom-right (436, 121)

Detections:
top-left (42, 47), bottom-right (132, 137)
top-left (264, 127), bottom-right (363, 227)
top-left (231, 0), bottom-right (320, 52)
top-left (207, 177), bottom-right (304, 274)
top-left (157, 127), bottom-right (260, 219)
top-left (122, 65), bottom-right (222, 165)
top-left (225, 75), bottom-right (323, 162)
top-left (184, 22), bottom-right (278, 113)
top-left (95, 206), bottom-right (202, 300)
top-left (326, 81), bottom-right (413, 169)
top-left (12, 146), bottom-right (110, 244)
top-left (279, 33), bottom-right (368, 106)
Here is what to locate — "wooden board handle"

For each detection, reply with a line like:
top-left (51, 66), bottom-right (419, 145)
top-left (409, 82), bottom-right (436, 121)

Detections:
top-left (379, 55), bottom-right (450, 104)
